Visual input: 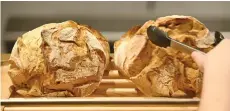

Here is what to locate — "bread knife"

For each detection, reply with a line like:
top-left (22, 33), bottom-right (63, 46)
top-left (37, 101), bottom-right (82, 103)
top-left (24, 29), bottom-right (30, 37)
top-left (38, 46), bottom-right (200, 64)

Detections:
top-left (147, 26), bottom-right (224, 54)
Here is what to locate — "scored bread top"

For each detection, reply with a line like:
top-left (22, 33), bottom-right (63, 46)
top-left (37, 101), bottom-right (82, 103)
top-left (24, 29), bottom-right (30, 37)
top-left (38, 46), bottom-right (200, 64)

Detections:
top-left (8, 20), bottom-right (110, 97)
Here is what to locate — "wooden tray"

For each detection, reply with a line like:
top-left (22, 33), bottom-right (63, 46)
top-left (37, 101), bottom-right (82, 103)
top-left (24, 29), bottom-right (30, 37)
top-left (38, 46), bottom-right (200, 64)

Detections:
top-left (1, 54), bottom-right (199, 111)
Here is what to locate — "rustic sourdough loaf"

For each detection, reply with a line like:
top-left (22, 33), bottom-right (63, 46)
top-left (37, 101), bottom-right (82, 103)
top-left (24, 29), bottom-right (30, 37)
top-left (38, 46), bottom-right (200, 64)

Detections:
top-left (8, 21), bottom-right (110, 97)
top-left (114, 15), bottom-right (215, 97)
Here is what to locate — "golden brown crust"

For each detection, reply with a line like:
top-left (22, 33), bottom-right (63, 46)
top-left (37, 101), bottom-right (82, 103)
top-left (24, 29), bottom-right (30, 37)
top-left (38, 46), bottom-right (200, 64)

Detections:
top-left (114, 15), bottom-right (210, 97)
top-left (114, 25), bottom-right (141, 52)
top-left (154, 15), bottom-right (214, 50)
top-left (8, 20), bottom-right (110, 97)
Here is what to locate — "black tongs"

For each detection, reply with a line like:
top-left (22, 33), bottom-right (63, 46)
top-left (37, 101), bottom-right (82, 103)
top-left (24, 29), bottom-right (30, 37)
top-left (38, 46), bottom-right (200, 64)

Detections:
top-left (147, 26), bottom-right (224, 54)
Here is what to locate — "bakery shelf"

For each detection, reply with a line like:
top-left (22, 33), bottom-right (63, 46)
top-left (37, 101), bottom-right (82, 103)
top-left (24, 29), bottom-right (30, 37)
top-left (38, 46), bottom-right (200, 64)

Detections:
top-left (1, 54), bottom-right (199, 111)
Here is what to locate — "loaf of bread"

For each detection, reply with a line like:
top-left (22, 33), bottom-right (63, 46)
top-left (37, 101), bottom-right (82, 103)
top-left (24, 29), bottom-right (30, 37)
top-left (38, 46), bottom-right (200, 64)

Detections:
top-left (114, 15), bottom-right (214, 97)
top-left (8, 21), bottom-right (110, 97)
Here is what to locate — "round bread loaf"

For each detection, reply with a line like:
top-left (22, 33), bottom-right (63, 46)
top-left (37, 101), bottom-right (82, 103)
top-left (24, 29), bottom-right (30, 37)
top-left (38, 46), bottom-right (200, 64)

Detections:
top-left (8, 21), bottom-right (110, 97)
top-left (114, 15), bottom-right (214, 97)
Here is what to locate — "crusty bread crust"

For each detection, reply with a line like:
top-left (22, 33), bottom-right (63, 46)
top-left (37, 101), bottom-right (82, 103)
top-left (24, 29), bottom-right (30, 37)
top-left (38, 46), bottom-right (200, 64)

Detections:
top-left (8, 20), bottom-right (110, 97)
top-left (155, 15), bottom-right (214, 50)
top-left (114, 15), bottom-right (211, 97)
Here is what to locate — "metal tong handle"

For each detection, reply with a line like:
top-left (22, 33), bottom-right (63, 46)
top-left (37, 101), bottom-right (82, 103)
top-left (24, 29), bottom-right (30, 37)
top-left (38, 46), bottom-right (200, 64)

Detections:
top-left (167, 31), bottom-right (224, 54)
top-left (148, 26), bottom-right (225, 54)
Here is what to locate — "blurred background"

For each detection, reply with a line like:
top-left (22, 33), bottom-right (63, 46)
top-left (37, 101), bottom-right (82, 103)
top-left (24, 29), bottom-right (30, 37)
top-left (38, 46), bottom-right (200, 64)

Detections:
top-left (1, 1), bottom-right (230, 53)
